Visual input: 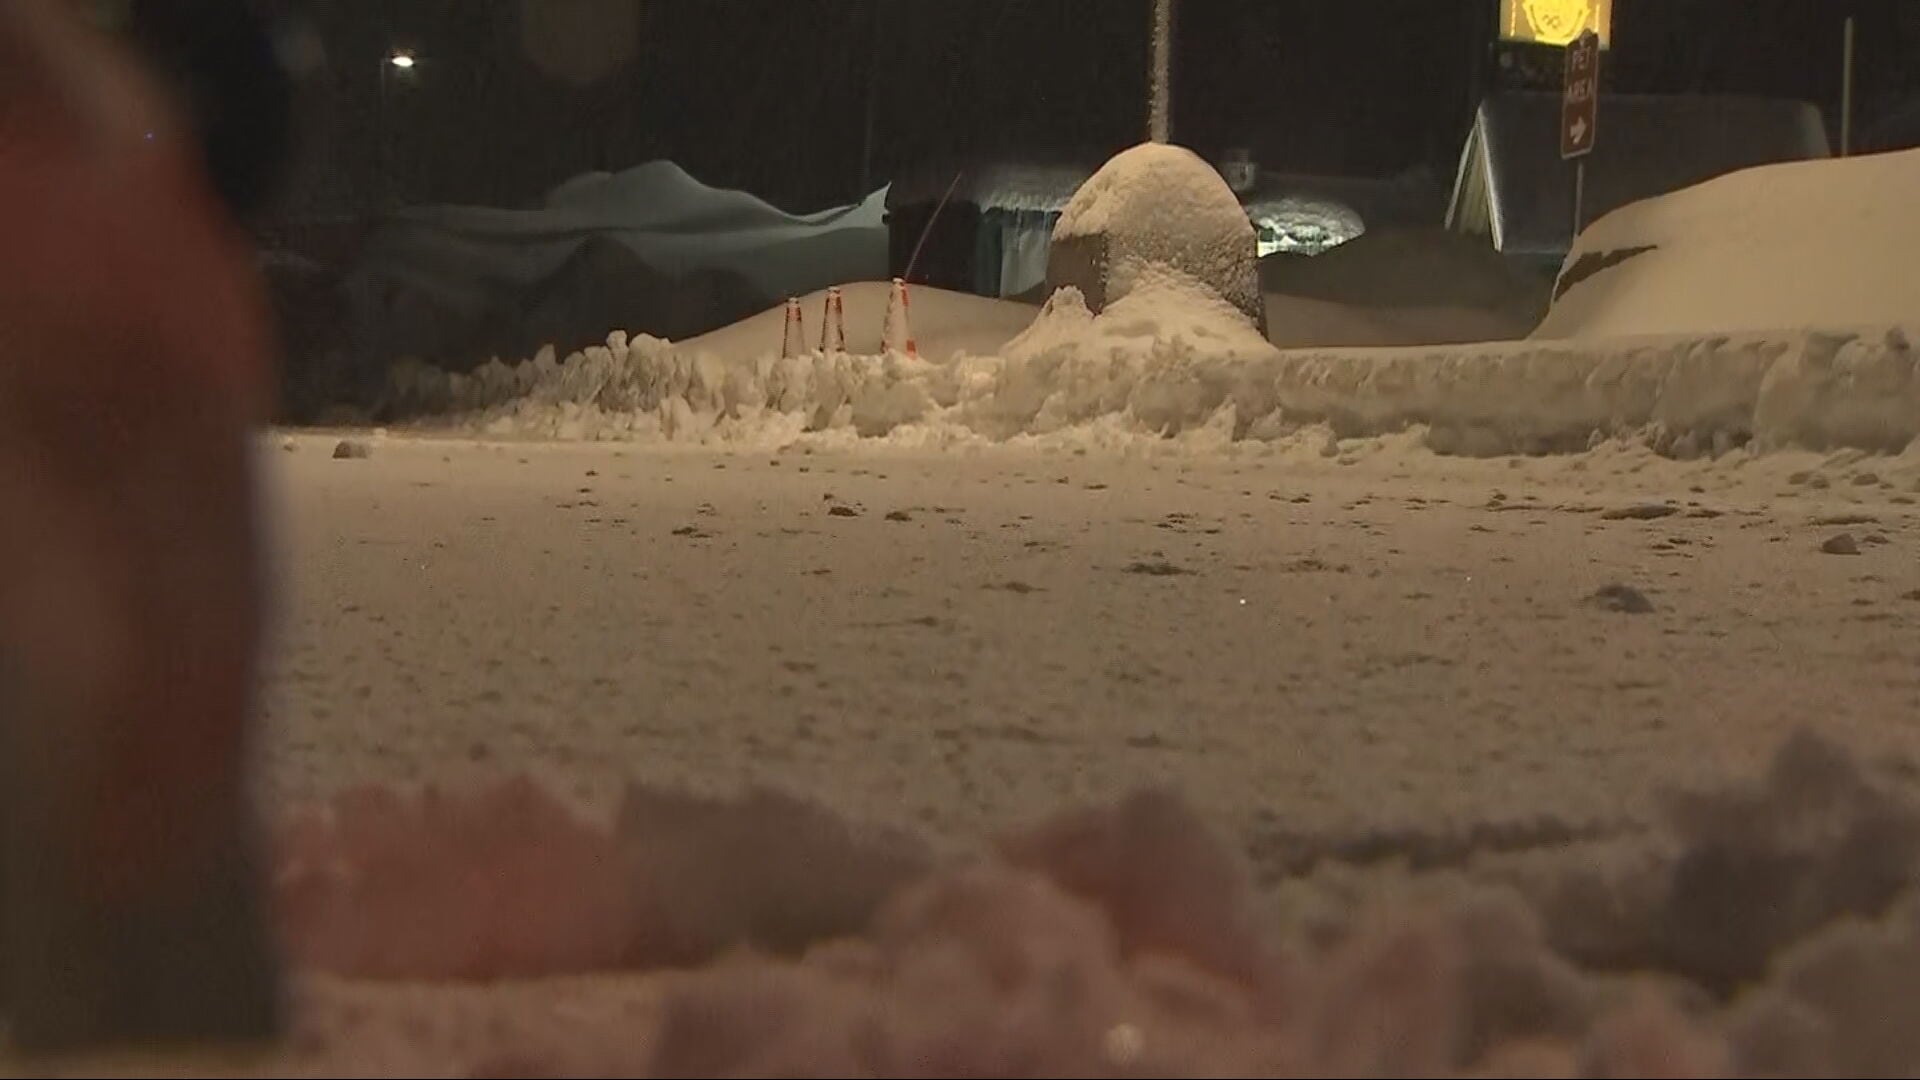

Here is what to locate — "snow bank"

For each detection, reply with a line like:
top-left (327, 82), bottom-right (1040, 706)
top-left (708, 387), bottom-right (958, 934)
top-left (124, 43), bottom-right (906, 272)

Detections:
top-left (1539, 148), bottom-right (1920, 339)
top-left (1259, 325), bottom-right (1920, 457)
top-left (388, 276), bottom-right (1920, 458)
top-left (274, 731), bottom-right (1920, 1076)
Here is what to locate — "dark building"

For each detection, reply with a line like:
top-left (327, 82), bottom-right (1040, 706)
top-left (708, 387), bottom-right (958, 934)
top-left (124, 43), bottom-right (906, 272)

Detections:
top-left (1446, 92), bottom-right (1831, 272)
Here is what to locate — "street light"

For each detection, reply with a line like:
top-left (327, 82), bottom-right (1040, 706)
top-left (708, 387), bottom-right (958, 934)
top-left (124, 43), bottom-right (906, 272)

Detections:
top-left (387, 50), bottom-right (416, 70)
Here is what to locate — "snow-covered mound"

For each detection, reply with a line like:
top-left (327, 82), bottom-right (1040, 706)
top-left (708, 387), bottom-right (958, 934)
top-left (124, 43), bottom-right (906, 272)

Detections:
top-left (541, 162), bottom-right (878, 238)
top-left (386, 275), bottom-right (1273, 448)
top-left (345, 161), bottom-right (888, 369)
top-left (1050, 143), bottom-right (1266, 332)
top-left (1538, 148), bottom-right (1920, 339)
top-left (372, 160), bottom-right (887, 305)
top-left (1054, 144), bottom-right (1253, 246)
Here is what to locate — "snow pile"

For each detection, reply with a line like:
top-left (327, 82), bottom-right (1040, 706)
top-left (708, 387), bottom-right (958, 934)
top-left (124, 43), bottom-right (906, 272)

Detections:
top-left (384, 274), bottom-right (1286, 450)
top-left (1260, 325), bottom-right (1920, 457)
top-left (388, 283), bottom-right (1920, 458)
top-left (1054, 144), bottom-right (1250, 245)
top-left (1539, 147), bottom-right (1920, 340)
top-left (1051, 143), bottom-right (1265, 330)
top-left (267, 731), bottom-right (1920, 1076)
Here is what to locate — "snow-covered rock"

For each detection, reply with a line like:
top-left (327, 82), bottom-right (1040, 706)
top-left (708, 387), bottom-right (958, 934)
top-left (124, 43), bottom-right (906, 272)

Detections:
top-left (1046, 143), bottom-right (1267, 335)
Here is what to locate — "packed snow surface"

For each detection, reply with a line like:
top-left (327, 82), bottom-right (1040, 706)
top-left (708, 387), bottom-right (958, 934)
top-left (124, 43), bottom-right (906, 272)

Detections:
top-left (1539, 147), bottom-right (1920, 339)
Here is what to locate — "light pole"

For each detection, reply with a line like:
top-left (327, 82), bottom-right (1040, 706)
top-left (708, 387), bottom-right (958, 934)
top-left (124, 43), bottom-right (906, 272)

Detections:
top-left (859, 3), bottom-right (881, 197)
top-left (1149, 0), bottom-right (1173, 143)
top-left (377, 49), bottom-right (415, 209)
top-left (1841, 15), bottom-right (1857, 156)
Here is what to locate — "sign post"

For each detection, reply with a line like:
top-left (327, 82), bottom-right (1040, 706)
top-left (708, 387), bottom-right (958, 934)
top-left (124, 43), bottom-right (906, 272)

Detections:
top-left (1561, 29), bottom-right (1601, 236)
top-left (1842, 15), bottom-right (1857, 156)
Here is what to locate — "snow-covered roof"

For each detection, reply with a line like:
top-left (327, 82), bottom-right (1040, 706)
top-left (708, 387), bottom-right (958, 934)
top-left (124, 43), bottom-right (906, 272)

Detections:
top-left (1448, 92), bottom-right (1831, 260)
top-left (352, 161), bottom-right (888, 315)
top-left (900, 158), bottom-right (1351, 214)
top-left (884, 160), bottom-right (1092, 213)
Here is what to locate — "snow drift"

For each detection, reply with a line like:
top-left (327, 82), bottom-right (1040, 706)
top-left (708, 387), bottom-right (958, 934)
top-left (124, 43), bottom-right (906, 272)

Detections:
top-left (345, 161), bottom-right (889, 370)
top-left (1539, 147), bottom-right (1920, 340)
top-left (271, 731), bottom-right (1920, 1076)
top-left (366, 160), bottom-right (887, 308)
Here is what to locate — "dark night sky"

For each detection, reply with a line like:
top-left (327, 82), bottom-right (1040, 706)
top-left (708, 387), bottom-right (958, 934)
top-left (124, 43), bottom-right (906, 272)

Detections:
top-left (271, 0), bottom-right (1920, 220)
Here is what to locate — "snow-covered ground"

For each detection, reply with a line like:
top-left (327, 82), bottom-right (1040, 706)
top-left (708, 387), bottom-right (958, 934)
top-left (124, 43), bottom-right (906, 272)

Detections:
top-left (141, 428), bottom-right (1916, 1077)
top-left (256, 431), bottom-right (1920, 834)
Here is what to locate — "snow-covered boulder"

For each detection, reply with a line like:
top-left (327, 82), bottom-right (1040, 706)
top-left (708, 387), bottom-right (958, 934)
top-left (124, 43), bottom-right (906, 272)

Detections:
top-left (1044, 143), bottom-right (1267, 336)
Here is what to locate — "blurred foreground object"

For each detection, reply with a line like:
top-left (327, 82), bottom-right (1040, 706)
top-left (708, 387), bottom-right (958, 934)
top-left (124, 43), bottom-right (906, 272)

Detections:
top-left (0, 0), bottom-right (282, 1057)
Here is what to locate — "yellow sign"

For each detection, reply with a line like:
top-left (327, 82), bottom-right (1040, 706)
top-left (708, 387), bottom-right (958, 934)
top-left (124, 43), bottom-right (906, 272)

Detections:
top-left (1500, 0), bottom-right (1613, 48)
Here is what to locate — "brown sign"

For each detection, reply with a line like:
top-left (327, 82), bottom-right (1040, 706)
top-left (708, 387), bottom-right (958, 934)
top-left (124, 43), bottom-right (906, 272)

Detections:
top-left (1562, 30), bottom-right (1601, 159)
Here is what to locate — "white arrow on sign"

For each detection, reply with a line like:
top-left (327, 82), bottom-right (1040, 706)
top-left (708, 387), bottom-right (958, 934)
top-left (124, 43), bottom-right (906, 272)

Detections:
top-left (1570, 116), bottom-right (1589, 145)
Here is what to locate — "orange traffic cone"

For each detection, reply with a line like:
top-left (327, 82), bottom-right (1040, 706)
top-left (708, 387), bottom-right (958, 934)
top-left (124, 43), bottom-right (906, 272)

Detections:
top-left (818, 287), bottom-right (847, 354)
top-left (781, 297), bottom-right (806, 358)
top-left (882, 277), bottom-right (918, 358)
